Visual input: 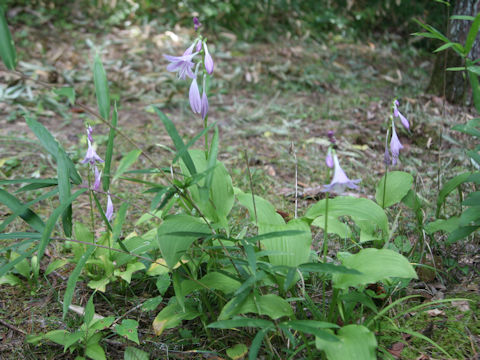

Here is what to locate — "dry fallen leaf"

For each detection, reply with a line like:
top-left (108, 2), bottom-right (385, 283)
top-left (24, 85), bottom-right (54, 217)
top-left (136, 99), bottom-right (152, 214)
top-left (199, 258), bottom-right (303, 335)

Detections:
top-left (452, 300), bottom-right (470, 312)
top-left (427, 308), bottom-right (445, 317)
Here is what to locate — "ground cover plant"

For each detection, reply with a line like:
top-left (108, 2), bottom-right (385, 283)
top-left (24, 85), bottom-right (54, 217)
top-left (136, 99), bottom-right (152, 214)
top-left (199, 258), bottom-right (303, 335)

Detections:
top-left (0, 2), bottom-right (479, 359)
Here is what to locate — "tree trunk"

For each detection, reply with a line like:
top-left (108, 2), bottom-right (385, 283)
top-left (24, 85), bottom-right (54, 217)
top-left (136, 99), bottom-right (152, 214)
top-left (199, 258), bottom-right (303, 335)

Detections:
top-left (427, 0), bottom-right (480, 104)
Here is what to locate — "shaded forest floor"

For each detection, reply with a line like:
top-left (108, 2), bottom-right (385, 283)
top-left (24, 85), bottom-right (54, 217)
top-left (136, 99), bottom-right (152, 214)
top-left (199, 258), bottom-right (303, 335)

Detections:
top-left (0, 14), bottom-right (479, 359)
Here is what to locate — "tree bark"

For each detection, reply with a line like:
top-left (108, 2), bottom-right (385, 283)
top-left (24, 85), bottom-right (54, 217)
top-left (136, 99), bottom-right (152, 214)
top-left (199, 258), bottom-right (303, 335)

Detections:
top-left (427, 0), bottom-right (480, 104)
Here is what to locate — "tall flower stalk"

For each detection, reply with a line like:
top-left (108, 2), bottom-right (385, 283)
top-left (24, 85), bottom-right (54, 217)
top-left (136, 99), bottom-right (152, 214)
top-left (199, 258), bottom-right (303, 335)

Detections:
top-left (164, 17), bottom-right (214, 156)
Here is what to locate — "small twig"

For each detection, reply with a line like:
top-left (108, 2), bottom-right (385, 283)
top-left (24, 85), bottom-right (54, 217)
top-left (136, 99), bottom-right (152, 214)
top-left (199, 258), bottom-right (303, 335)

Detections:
top-left (0, 318), bottom-right (27, 335)
top-left (111, 302), bottom-right (145, 327)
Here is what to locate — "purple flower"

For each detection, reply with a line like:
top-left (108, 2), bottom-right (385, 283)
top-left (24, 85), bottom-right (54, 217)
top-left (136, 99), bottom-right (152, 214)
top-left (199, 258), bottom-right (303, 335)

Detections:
top-left (390, 120), bottom-right (403, 165)
top-left (164, 52), bottom-right (197, 80)
top-left (106, 193), bottom-right (114, 222)
top-left (93, 165), bottom-right (102, 191)
top-left (87, 126), bottom-right (93, 143)
top-left (189, 77), bottom-right (201, 114)
top-left (81, 139), bottom-right (104, 165)
top-left (196, 40), bottom-right (202, 53)
top-left (325, 149), bottom-right (334, 168)
top-left (323, 154), bottom-right (361, 193)
top-left (393, 100), bottom-right (409, 130)
top-left (183, 41), bottom-right (196, 56)
top-left (193, 17), bottom-right (201, 31)
top-left (383, 129), bottom-right (391, 166)
top-left (201, 75), bottom-right (209, 119)
top-left (203, 43), bottom-right (214, 75)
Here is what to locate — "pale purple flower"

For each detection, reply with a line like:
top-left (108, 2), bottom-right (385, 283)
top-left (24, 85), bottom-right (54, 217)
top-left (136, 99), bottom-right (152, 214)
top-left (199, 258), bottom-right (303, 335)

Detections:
top-left (93, 165), bottom-right (102, 191)
top-left (183, 42), bottom-right (196, 56)
top-left (189, 77), bottom-right (201, 114)
top-left (393, 100), bottom-right (409, 130)
top-left (384, 129), bottom-right (391, 166)
top-left (196, 39), bottom-right (202, 53)
top-left (106, 193), bottom-right (114, 222)
top-left (390, 120), bottom-right (403, 165)
top-left (323, 154), bottom-right (361, 193)
top-left (325, 149), bottom-right (334, 168)
top-left (193, 17), bottom-right (201, 31)
top-left (203, 43), bottom-right (214, 75)
top-left (201, 75), bottom-right (209, 119)
top-left (164, 52), bottom-right (197, 80)
top-left (87, 126), bottom-right (93, 143)
top-left (81, 139), bottom-right (104, 165)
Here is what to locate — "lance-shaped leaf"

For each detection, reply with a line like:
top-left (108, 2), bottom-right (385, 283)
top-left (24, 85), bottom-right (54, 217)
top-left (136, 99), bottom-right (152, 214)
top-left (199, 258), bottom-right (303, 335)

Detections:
top-left (0, 7), bottom-right (17, 70)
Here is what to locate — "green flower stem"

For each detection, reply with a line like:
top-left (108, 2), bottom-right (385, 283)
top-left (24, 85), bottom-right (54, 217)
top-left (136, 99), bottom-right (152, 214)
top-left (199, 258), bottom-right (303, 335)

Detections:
top-left (382, 168), bottom-right (388, 209)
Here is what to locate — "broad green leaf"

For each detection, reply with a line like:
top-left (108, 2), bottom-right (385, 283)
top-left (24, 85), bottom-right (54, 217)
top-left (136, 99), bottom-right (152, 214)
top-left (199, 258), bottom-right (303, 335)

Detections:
top-left (85, 342), bottom-right (106, 360)
top-left (113, 150), bottom-right (142, 182)
top-left (0, 274), bottom-right (22, 286)
top-left (236, 189), bottom-right (285, 226)
top-left (425, 217), bottom-right (460, 234)
top-left (375, 171), bottom-right (413, 208)
top-left (45, 258), bottom-right (68, 276)
top-left (333, 248), bottom-right (417, 289)
top-left (87, 277), bottom-right (111, 292)
top-left (0, 247), bottom-right (35, 277)
top-left (281, 320), bottom-right (339, 342)
top-left (53, 87), bottom-right (75, 105)
top-left (0, 7), bottom-right (16, 70)
top-left (447, 226), bottom-right (478, 243)
top-left (181, 271), bottom-right (241, 295)
top-left (103, 102), bottom-right (117, 191)
top-left (460, 206), bottom-right (480, 226)
top-left (84, 294), bottom-right (95, 326)
top-left (298, 262), bottom-right (361, 275)
top-left (463, 191), bottom-right (480, 206)
top-left (219, 293), bottom-right (293, 320)
top-left (0, 188), bottom-right (45, 233)
top-left (259, 218), bottom-right (311, 268)
top-left (226, 344), bottom-right (248, 360)
top-left (94, 54), bottom-right (110, 120)
top-left (57, 146), bottom-right (72, 237)
top-left (25, 116), bottom-right (82, 184)
top-left (115, 319), bottom-right (139, 345)
top-left (152, 302), bottom-right (199, 335)
top-left (306, 196), bottom-right (389, 242)
top-left (316, 325), bottom-right (377, 360)
top-left (436, 172), bottom-right (472, 217)
top-left (469, 69), bottom-right (480, 113)
top-left (44, 329), bottom-right (70, 346)
top-left (312, 216), bottom-right (350, 238)
top-left (141, 296), bottom-right (163, 312)
top-left (114, 262), bottom-right (145, 283)
top-left (180, 150), bottom-right (234, 228)
top-left (156, 214), bottom-right (210, 269)
top-left (124, 347), bottom-right (149, 360)
top-left (63, 224), bottom-right (97, 319)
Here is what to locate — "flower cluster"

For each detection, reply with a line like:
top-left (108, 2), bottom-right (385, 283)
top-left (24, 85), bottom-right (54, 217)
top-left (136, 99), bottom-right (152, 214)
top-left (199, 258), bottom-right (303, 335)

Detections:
top-left (164, 18), bottom-right (213, 120)
top-left (81, 126), bottom-right (114, 222)
top-left (323, 131), bottom-right (361, 194)
top-left (387, 99), bottom-right (409, 166)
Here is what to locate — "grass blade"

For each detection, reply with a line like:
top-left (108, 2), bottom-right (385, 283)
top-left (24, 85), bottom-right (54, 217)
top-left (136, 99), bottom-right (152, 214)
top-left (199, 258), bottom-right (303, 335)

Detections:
top-left (93, 54), bottom-right (110, 120)
top-left (0, 188), bottom-right (45, 233)
top-left (57, 146), bottom-right (72, 237)
top-left (154, 107), bottom-right (196, 176)
top-left (102, 101), bottom-right (117, 191)
top-left (25, 116), bottom-right (82, 184)
top-left (0, 7), bottom-right (17, 70)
